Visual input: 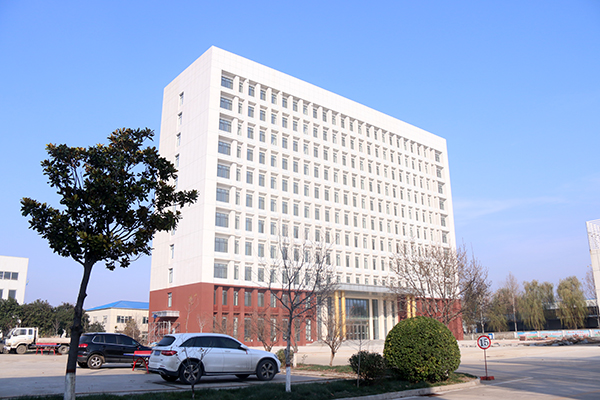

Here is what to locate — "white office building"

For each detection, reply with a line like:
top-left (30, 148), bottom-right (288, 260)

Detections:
top-left (149, 47), bottom-right (457, 344)
top-left (0, 255), bottom-right (29, 304)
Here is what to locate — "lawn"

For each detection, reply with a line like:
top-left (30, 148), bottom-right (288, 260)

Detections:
top-left (15, 369), bottom-right (476, 400)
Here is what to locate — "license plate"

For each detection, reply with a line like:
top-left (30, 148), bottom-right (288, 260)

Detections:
top-left (154, 350), bottom-right (161, 356)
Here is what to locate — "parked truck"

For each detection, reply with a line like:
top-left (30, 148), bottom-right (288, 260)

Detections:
top-left (3, 327), bottom-right (71, 354)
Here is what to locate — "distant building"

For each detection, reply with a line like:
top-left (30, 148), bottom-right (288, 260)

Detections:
top-left (149, 47), bottom-right (458, 343)
top-left (0, 255), bottom-right (28, 304)
top-left (587, 219), bottom-right (600, 305)
top-left (86, 301), bottom-right (149, 338)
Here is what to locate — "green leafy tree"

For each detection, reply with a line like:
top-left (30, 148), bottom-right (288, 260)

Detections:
top-left (556, 276), bottom-right (587, 329)
top-left (520, 280), bottom-right (554, 330)
top-left (86, 322), bottom-right (105, 333)
top-left (121, 318), bottom-right (143, 343)
top-left (53, 303), bottom-right (89, 337)
top-left (20, 299), bottom-right (55, 336)
top-left (486, 288), bottom-right (511, 332)
top-left (0, 298), bottom-right (22, 337)
top-left (21, 128), bottom-right (197, 400)
top-left (485, 273), bottom-right (522, 332)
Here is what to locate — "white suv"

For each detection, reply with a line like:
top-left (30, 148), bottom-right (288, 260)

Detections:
top-left (148, 333), bottom-right (281, 384)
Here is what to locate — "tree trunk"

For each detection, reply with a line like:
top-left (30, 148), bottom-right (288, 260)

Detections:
top-left (329, 350), bottom-right (335, 366)
top-left (64, 259), bottom-right (94, 400)
top-left (285, 317), bottom-right (292, 393)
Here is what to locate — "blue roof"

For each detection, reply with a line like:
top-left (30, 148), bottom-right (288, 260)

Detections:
top-left (86, 301), bottom-right (149, 311)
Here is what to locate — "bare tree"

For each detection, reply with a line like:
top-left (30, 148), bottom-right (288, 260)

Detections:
top-left (185, 295), bottom-right (198, 333)
top-left (250, 312), bottom-right (278, 352)
top-left (320, 299), bottom-right (345, 366)
top-left (263, 235), bottom-right (338, 392)
top-left (461, 257), bottom-right (491, 333)
top-left (195, 311), bottom-right (212, 333)
top-left (504, 273), bottom-right (521, 332)
top-left (390, 242), bottom-right (487, 328)
top-left (584, 267), bottom-right (600, 327)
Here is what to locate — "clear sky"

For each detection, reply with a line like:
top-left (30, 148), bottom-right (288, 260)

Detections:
top-left (1, 1), bottom-right (598, 308)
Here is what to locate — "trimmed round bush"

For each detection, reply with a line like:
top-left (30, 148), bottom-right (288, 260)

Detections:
top-left (383, 316), bottom-right (460, 383)
top-left (349, 351), bottom-right (387, 383)
top-left (276, 348), bottom-right (294, 365)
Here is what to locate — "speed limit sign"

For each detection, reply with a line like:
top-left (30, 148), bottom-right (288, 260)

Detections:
top-left (477, 335), bottom-right (491, 350)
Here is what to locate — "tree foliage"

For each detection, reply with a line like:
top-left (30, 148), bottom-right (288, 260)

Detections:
top-left (390, 243), bottom-right (488, 327)
top-left (520, 280), bottom-right (553, 330)
top-left (556, 276), bottom-right (587, 329)
top-left (121, 318), bottom-right (143, 343)
top-left (21, 128), bottom-right (197, 400)
top-left (0, 298), bottom-right (21, 337)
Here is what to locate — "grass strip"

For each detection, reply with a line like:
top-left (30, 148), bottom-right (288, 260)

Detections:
top-left (13, 372), bottom-right (476, 400)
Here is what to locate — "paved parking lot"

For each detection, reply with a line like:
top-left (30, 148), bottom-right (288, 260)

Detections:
top-left (2, 340), bottom-right (600, 399)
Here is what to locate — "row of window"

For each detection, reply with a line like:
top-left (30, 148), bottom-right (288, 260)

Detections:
top-left (217, 138), bottom-right (444, 191)
top-left (220, 75), bottom-right (443, 163)
top-left (215, 186), bottom-right (447, 226)
top-left (0, 271), bottom-right (18, 280)
top-left (216, 208), bottom-right (447, 237)
top-left (218, 117), bottom-right (443, 178)
top-left (216, 163), bottom-right (444, 208)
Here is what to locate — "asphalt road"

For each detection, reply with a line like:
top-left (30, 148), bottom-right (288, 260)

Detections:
top-left (1, 341), bottom-right (600, 399)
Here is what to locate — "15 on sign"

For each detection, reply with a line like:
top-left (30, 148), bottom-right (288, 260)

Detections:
top-left (477, 335), bottom-right (491, 350)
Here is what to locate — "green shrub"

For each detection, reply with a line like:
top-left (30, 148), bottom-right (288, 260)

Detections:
top-left (349, 351), bottom-right (387, 383)
top-left (276, 348), bottom-right (294, 365)
top-left (383, 316), bottom-right (460, 383)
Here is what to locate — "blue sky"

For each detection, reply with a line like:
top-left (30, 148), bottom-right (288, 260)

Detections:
top-left (1, 1), bottom-right (598, 308)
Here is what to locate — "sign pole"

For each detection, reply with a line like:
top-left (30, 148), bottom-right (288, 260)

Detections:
top-left (477, 334), bottom-right (494, 380)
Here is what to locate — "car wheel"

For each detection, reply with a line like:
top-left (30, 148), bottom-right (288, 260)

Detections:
top-left (16, 345), bottom-right (27, 354)
top-left (78, 362), bottom-right (88, 368)
top-left (58, 345), bottom-right (69, 355)
top-left (256, 359), bottom-right (276, 381)
top-left (87, 354), bottom-right (104, 369)
top-left (235, 374), bottom-right (250, 380)
top-left (161, 374), bottom-right (179, 382)
top-left (179, 360), bottom-right (202, 385)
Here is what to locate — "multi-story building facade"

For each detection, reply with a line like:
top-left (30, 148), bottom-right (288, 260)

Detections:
top-left (0, 255), bottom-right (29, 304)
top-left (86, 301), bottom-right (149, 340)
top-left (149, 47), bottom-right (458, 344)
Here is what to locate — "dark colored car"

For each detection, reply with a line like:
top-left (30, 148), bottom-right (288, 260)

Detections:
top-left (77, 332), bottom-right (151, 369)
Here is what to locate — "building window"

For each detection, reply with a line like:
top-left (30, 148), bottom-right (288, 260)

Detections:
top-left (215, 212), bottom-right (228, 227)
top-left (167, 292), bottom-right (172, 307)
top-left (221, 76), bottom-right (233, 89)
top-left (245, 291), bottom-right (252, 307)
top-left (214, 263), bottom-right (228, 279)
top-left (216, 188), bottom-right (229, 202)
top-left (168, 268), bottom-right (173, 283)
top-left (220, 97), bottom-right (232, 110)
top-left (248, 105), bottom-right (254, 118)
top-left (258, 292), bottom-right (265, 307)
top-left (219, 118), bottom-right (232, 132)
top-left (217, 164), bottom-right (230, 178)
top-left (245, 266), bottom-right (252, 281)
top-left (215, 237), bottom-right (228, 253)
top-left (245, 242), bottom-right (252, 256)
top-left (218, 141), bottom-right (231, 155)
top-left (169, 244), bottom-right (174, 259)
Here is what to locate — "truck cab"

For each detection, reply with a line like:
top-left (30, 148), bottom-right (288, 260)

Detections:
top-left (4, 328), bottom-right (37, 354)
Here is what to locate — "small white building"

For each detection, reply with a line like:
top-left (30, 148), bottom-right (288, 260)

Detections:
top-left (0, 255), bottom-right (29, 304)
top-left (86, 301), bottom-right (149, 336)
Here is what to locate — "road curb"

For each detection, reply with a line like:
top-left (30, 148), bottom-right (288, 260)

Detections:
top-left (336, 379), bottom-right (481, 400)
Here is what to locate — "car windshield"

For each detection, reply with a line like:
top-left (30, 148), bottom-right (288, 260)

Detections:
top-left (156, 336), bottom-right (176, 346)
